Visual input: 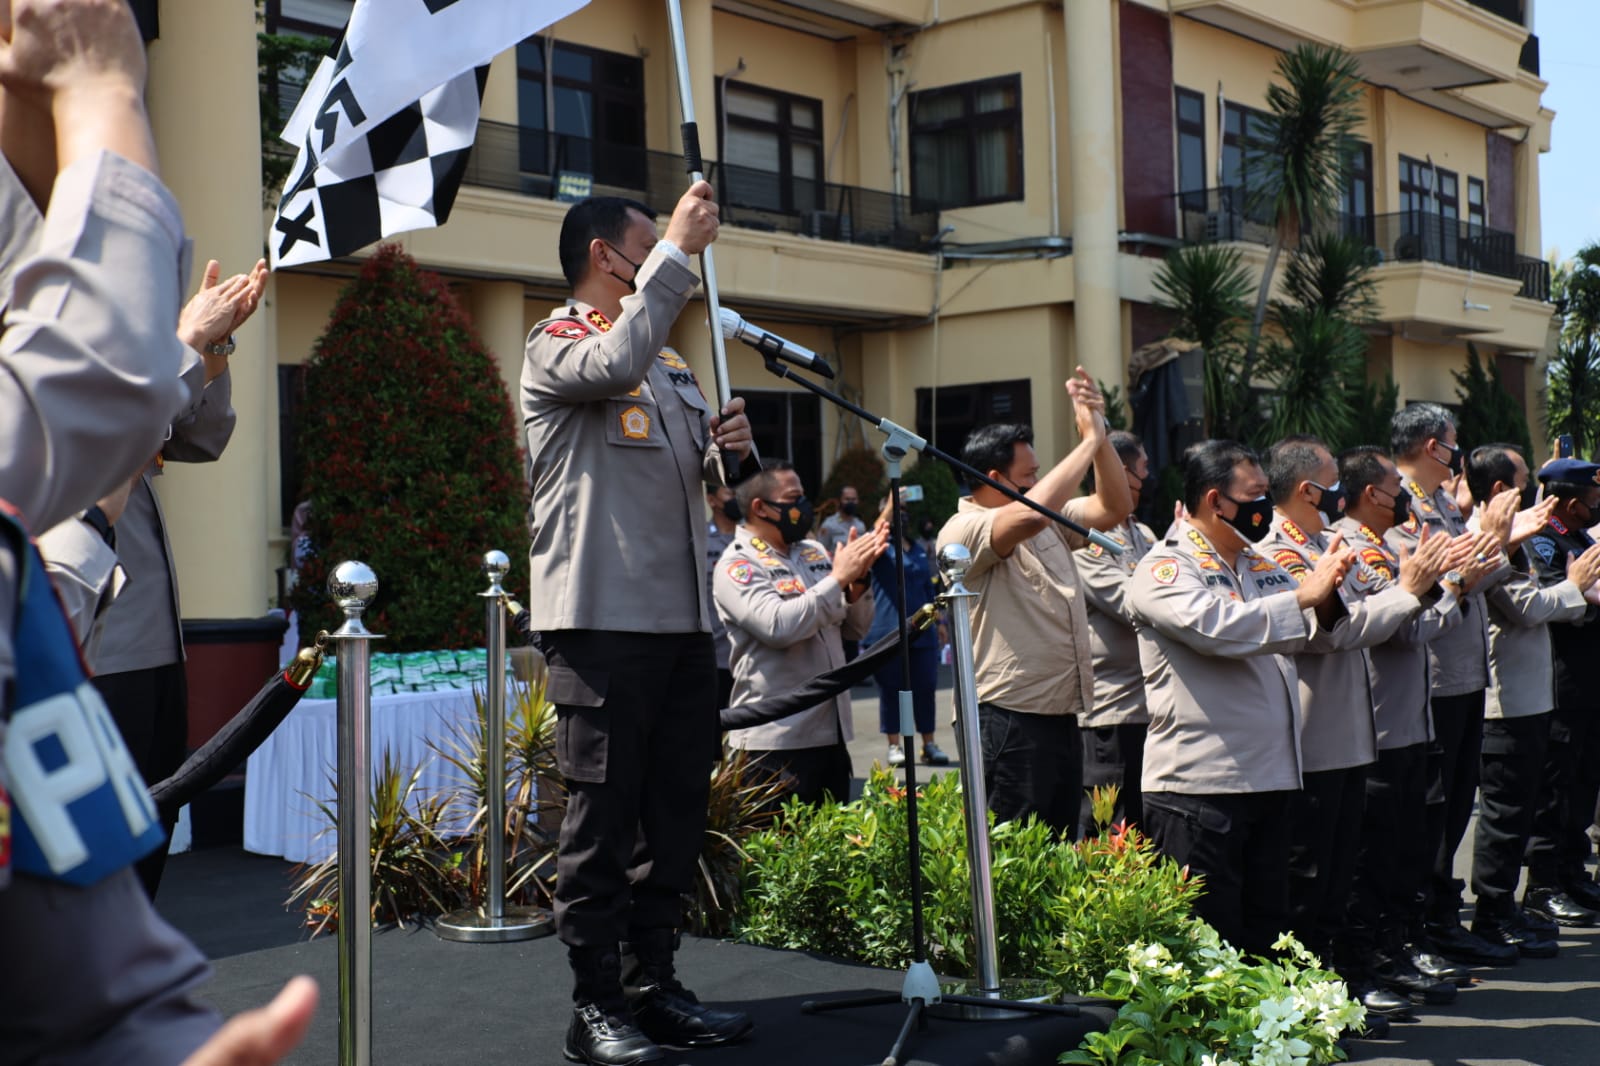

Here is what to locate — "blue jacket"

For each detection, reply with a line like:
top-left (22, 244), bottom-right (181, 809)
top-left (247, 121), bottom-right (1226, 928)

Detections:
top-left (867, 540), bottom-right (939, 648)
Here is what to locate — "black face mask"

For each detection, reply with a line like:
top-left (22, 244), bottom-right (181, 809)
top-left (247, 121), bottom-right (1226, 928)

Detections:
top-left (921, 523), bottom-right (936, 540)
top-left (1433, 441), bottom-right (1464, 476)
top-left (721, 497), bottom-right (742, 522)
top-left (1309, 480), bottom-right (1345, 525)
top-left (1377, 488), bottom-right (1410, 528)
top-left (1221, 493), bottom-right (1274, 543)
top-left (603, 242), bottom-right (641, 294)
top-left (840, 501), bottom-right (859, 517)
top-left (760, 496), bottom-right (815, 545)
top-left (1520, 483), bottom-right (1539, 511)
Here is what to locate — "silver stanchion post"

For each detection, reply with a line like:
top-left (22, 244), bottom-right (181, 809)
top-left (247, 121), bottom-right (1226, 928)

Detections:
top-left (328, 561), bottom-right (381, 1066)
top-left (437, 550), bottom-right (552, 943)
top-left (934, 543), bottom-right (1058, 1018)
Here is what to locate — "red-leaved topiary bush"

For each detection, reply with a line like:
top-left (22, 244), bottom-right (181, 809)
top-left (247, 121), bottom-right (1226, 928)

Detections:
top-left (290, 244), bottom-right (528, 651)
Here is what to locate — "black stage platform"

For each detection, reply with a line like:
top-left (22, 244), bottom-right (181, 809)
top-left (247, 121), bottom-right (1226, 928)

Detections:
top-left (197, 926), bottom-right (1116, 1066)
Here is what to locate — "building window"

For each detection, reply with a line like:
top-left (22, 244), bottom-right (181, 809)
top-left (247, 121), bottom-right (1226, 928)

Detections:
top-left (914, 379), bottom-right (1033, 454)
top-left (265, 0), bottom-right (351, 36)
top-left (1175, 86), bottom-right (1206, 195)
top-left (716, 81), bottom-right (825, 215)
top-left (742, 390), bottom-right (823, 498)
top-left (1467, 177), bottom-right (1486, 231)
top-left (1339, 141), bottom-right (1374, 241)
top-left (1398, 155), bottom-right (1458, 218)
top-left (1220, 102), bottom-right (1272, 201)
top-left (515, 37), bottom-right (646, 190)
top-left (909, 75), bottom-right (1024, 211)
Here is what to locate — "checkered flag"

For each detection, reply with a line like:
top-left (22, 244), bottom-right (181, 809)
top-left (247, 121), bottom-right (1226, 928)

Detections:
top-left (270, 0), bottom-right (590, 268)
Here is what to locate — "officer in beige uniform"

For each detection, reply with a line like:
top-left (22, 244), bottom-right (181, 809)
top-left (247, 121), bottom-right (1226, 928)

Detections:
top-left (715, 461), bottom-right (885, 804)
top-left (522, 186), bottom-right (757, 1064)
top-left (1127, 440), bottom-right (1353, 957)
top-left (1259, 437), bottom-right (1452, 1017)
top-left (1466, 445), bottom-right (1596, 957)
top-left (936, 370), bottom-right (1130, 838)
top-left (1331, 447), bottom-right (1501, 1000)
top-left (1386, 403), bottom-right (1521, 965)
top-left (1074, 430), bottom-right (1157, 835)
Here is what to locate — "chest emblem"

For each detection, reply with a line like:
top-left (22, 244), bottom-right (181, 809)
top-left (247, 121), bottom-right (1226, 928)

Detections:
top-left (619, 405), bottom-right (651, 440)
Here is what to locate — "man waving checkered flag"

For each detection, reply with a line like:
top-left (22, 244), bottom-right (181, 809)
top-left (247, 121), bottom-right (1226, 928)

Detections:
top-left (270, 0), bottom-right (589, 268)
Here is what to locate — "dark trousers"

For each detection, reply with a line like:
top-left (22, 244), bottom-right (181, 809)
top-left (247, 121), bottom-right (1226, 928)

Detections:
top-left (1346, 742), bottom-right (1429, 956)
top-left (874, 642), bottom-right (938, 737)
top-left (1425, 690), bottom-right (1485, 923)
top-left (1288, 764), bottom-right (1368, 965)
top-left (1471, 714), bottom-right (1549, 907)
top-left (978, 703), bottom-right (1082, 839)
top-left (95, 663), bottom-right (188, 899)
top-left (544, 630), bottom-right (720, 949)
top-left (1078, 722), bottom-right (1147, 837)
top-left (716, 667), bottom-right (734, 713)
top-left (1527, 706), bottom-right (1600, 889)
top-left (743, 743), bottom-right (852, 807)
top-left (1144, 790), bottom-right (1294, 959)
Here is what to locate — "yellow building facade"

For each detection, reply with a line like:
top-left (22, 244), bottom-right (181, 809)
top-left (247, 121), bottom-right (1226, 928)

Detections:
top-left (141, 0), bottom-right (1554, 621)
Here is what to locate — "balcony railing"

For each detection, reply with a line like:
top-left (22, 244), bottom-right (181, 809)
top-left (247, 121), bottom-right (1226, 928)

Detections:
top-left (1173, 186), bottom-right (1552, 302)
top-left (465, 121), bottom-right (939, 252)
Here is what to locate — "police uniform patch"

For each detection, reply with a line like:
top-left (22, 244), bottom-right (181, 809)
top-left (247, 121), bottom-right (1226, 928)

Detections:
top-left (1358, 546), bottom-right (1394, 581)
top-left (1088, 543), bottom-right (1104, 557)
top-left (544, 322), bottom-right (589, 340)
top-left (1531, 536), bottom-right (1557, 564)
top-left (1195, 553), bottom-right (1222, 572)
top-left (586, 309), bottom-right (613, 333)
top-left (1246, 556), bottom-right (1278, 573)
top-left (775, 577), bottom-right (805, 595)
top-left (1402, 514), bottom-right (1420, 535)
top-left (1549, 516), bottom-right (1570, 536)
top-left (801, 546), bottom-right (828, 564)
top-left (619, 405), bottom-right (651, 440)
top-left (1151, 560), bottom-right (1179, 585)
top-left (659, 350), bottom-right (689, 370)
top-left (756, 555), bottom-right (787, 569)
top-left (1273, 548), bottom-right (1309, 579)
top-left (727, 561), bottom-right (754, 585)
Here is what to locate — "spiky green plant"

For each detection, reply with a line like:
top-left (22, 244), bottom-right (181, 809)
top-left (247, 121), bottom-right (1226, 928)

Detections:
top-left (1152, 243), bottom-right (1256, 439)
top-left (1453, 343), bottom-right (1533, 457)
top-left (685, 748), bottom-right (790, 938)
top-left (1261, 306), bottom-right (1365, 448)
top-left (1277, 229), bottom-right (1379, 324)
top-left (1545, 333), bottom-right (1600, 458)
top-left (1240, 43), bottom-right (1365, 383)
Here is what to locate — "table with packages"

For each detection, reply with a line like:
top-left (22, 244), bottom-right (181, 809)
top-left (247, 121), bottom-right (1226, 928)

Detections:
top-left (243, 686), bottom-right (484, 866)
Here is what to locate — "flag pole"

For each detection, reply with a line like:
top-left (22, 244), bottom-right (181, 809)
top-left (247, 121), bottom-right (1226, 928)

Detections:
top-left (664, 0), bottom-right (734, 413)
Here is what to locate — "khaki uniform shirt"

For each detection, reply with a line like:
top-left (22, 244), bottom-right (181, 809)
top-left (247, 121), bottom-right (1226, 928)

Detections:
top-left (92, 357), bottom-right (234, 676)
top-left (1075, 516), bottom-right (1156, 727)
top-left (937, 496), bottom-right (1095, 718)
top-left (1333, 516), bottom-right (1463, 749)
top-left (1387, 477), bottom-right (1509, 697)
top-left (714, 530), bottom-right (874, 751)
top-left (818, 512), bottom-right (865, 554)
top-left (1260, 513), bottom-right (1423, 772)
top-left (1472, 528), bottom-right (1587, 720)
top-left (1128, 521), bottom-right (1336, 794)
top-left (521, 246), bottom-right (734, 633)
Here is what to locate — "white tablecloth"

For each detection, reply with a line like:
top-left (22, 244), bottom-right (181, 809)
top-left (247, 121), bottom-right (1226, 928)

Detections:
top-left (244, 689), bottom-right (481, 865)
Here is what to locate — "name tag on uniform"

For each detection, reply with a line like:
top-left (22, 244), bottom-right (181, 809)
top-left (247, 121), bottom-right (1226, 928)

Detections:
top-left (5, 681), bottom-right (163, 886)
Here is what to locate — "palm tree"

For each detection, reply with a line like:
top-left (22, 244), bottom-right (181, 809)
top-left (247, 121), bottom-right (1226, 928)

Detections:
top-left (1239, 44), bottom-right (1365, 385)
top-left (1545, 333), bottom-right (1600, 459)
top-left (1152, 243), bottom-right (1255, 439)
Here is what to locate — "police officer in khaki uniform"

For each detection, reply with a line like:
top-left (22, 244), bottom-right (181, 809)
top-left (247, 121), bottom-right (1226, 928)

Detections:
top-left (1465, 445), bottom-right (1595, 957)
top-left (522, 186), bottom-right (756, 1064)
top-left (715, 461), bottom-right (885, 804)
top-left (1260, 437), bottom-right (1452, 1019)
top-left (1127, 440), bottom-right (1353, 957)
top-left (1386, 403), bottom-right (1524, 965)
top-left (1074, 430), bottom-right (1157, 835)
top-left (1332, 447), bottom-right (1500, 1001)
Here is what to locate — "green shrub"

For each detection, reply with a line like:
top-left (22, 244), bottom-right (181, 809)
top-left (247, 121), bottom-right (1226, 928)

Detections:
top-left (289, 245), bottom-right (529, 650)
top-left (901, 457), bottom-right (962, 534)
top-left (736, 768), bottom-right (1200, 994)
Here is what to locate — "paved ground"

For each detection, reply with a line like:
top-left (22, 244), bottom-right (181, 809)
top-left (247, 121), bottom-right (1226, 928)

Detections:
top-left (159, 669), bottom-right (1600, 1065)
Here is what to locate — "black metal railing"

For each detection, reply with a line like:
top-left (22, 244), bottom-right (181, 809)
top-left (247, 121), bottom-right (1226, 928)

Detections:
top-left (1173, 186), bottom-right (1552, 302)
top-left (1515, 254), bottom-right (1550, 302)
top-left (465, 121), bottom-right (939, 252)
top-left (1465, 0), bottom-right (1524, 26)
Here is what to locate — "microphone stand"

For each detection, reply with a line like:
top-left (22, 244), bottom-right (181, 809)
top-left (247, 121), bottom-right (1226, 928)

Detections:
top-left (780, 356), bottom-right (1105, 1066)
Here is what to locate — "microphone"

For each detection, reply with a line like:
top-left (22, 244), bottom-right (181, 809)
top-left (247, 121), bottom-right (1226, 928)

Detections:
top-left (718, 308), bottom-right (835, 378)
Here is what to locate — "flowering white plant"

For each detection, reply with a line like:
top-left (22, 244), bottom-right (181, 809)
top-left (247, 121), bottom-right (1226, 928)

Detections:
top-left (1061, 922), bottom-right (1363, 1066)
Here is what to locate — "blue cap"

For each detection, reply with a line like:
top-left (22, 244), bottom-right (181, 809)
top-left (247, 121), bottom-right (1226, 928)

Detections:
top-left (1536, 458), bottom-right (1600, 485)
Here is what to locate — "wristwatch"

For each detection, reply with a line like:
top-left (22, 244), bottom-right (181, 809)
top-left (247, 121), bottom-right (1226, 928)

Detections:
top-left (81, 505), bottom-right (116, 550)
top-left (1442, 569), bottom-right (1465, 591)
top-left (204, 335), bottom-right (236, 358)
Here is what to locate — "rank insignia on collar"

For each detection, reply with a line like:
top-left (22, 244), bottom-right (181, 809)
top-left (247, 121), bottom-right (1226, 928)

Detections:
top-left (1356, 524), bottom-right (1384, 547)
top-left (619, 405), bottom-right (651, 440)
top-left (1185, 529), bottom-right (1214, 554)
top-left (750, 536), bottom-right (770, 551)
top-left (1281, 519), bottom-right (1308, 545)
top-left (1151, 560), bottom-right (1179, 585)
top-left (586, 309), bottom-right (613, 333)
